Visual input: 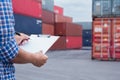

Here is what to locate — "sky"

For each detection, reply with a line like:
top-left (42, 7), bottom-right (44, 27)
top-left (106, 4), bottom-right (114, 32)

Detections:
top-left (54, 0), bottom-right (92, 22)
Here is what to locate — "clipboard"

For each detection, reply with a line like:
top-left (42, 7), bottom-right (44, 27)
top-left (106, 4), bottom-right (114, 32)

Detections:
top-left (19, 35), bottom-right (59, 54)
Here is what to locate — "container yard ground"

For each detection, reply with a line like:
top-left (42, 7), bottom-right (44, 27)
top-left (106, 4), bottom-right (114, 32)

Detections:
top-left (15, 49), bottom-right (120, 80)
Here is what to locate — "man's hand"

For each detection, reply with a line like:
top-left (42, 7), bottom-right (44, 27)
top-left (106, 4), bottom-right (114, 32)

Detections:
top-left (12, 48), bottom-right (48, 67)
top-left (14, 33), bottom-right (29, 45)
top-left (32, 51), bottom-right (48, 67)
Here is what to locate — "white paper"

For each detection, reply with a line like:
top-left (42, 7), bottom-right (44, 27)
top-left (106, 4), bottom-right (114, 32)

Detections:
top-left (19, 35), bottom-right (59, 54)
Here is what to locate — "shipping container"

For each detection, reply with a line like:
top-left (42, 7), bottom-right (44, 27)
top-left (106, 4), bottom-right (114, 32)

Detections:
top-left (42, 9), bottom-right (55, 24)
top-left (83, 30), bottom-right (92, 38)
top-left (83, 38), bottom-right (92, 47)
top-left (42, 0), bottom-right (54, 12)
top-left (12, 0), bottom-right (42, 19)
top-left (82, 30), bottom-right (92, 47)
top-left (55, 14), bottom-right (73, 23)
top-left (50, 36), bottom-right (82, 50)
top-left (54, 5), bottom-right (63, 15)
top-left (14, 14), bottom-right (42, 35)
top-left (55, 23), bottom-right (82, 36)
top-left (112, 0), bottom-right (120, 16)
top-left (92, 0), bottom-right (112, 17)
top-left (92, 18), bottom-right (111, 60)
top-left (42, 23), bottom-right (54, 35)
top-left (111, 18), bottom-right (120, 60)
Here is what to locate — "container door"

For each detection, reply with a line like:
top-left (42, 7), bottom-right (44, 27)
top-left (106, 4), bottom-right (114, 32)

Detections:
top-left (112, 0), bottom-right (120, 16)
top-left (92, 18), bottom-right (111, 60)
top-left (111, 19), bottom-right (120, 60)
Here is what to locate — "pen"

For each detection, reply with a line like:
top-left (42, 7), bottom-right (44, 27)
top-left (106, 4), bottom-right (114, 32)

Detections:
top-left (15, 32), bottom-right (21, 36)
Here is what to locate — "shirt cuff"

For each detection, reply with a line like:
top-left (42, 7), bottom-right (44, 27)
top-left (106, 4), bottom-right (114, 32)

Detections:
top-left (0, 39), bottom-right (19, 62)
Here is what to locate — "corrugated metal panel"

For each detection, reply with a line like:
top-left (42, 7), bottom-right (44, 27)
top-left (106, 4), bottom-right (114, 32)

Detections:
top-left (42, 9), bottom-right (54, 24)
top-left (92, 0), bottom-right (112, 17)
top-left (12, 0), bottom-right (42, 18)
top-left (54, 5), bottom-right (63, 15)
top-left (42, 0), bottom-right (54, 11)
top-left (55, 23), bottom-right (82, 36)
top-left (55, 14), bottom-right (72, 23)
top-left (14, 14), bottom-right (42, 35)
top-left (42, 23), bottom-right (54, 35)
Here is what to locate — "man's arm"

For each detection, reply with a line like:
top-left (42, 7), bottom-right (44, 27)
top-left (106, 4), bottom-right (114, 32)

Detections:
top-left (12, 48), bottom-right (48, 67)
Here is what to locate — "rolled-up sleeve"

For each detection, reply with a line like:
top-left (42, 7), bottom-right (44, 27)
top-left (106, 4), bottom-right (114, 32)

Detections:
top-left (0, 39), bottom-right (18, 62)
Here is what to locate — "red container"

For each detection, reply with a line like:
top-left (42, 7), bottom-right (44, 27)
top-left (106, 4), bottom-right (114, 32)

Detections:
top-left (54, 5), bottom-right (63, 15)
top-left (42, 23), bottom-right (54, 35)
top-left (12, 0), bottom-right (42, 18)
top-left (42, 9), bottom-right (55, 24)
top-left (55, 14), bottom-right (72, 23)
top-left (66, 36), bottom-right (82, 49)
top-left (50, 36), bottom-right (82, 50)
top-left (55, 22), bottom-right (82, 36)
top-left (92, 18), bottom-right (111, 60)
top-left (111, 18), bottom-right (120, 60)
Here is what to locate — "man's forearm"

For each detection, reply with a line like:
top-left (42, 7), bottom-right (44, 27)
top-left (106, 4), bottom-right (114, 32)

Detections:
top-left (12, 48), bottom-right (34, 64)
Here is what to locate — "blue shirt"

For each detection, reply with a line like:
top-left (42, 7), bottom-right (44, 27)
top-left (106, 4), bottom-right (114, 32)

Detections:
top-left (0, 0), bottom-right (19, 80)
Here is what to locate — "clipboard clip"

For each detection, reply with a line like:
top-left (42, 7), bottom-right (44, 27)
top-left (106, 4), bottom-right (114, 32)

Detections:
top-left (30, 34), bottom-right (51, 38)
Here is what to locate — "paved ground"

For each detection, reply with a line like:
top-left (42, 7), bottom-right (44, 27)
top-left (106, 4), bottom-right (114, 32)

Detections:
top-left (15, 49), bottom-right (120, 80)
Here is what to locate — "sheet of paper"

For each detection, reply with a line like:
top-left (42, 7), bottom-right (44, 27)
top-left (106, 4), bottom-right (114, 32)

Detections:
top-left (19, 35), bottom-right (59, 54)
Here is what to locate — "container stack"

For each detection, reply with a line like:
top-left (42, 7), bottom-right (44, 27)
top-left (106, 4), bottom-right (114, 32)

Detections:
top-left (12, 0), bottom-right (42, 35)
top-left (92, 0), bottom-right (120, 60)
top-left (12, 0), bottom-right (83, 50)
top-left (12, 0), bottom-right (55, 35)
top-left (50, 6), bottom-right (82, 50)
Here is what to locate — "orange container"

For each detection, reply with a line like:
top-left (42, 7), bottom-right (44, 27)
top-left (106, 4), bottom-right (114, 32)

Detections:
top-left (92, 18), bottom-right (111, 60)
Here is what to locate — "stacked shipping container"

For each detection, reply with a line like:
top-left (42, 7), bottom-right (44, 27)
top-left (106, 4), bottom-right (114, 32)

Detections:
top-left (92, 0), bottom-right (120, 60)
top-left (12, 0), bottom-right (42, 35)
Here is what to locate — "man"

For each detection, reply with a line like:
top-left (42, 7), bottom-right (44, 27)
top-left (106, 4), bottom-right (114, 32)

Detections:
top-left (0, 0), bottom-right (48, 80)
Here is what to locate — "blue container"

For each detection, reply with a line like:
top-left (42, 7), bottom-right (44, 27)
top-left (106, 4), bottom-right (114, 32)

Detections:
top-left (82, 30), bottom-right (92, 38)
top-left (83, 38), bottom-right (92, 47)
top-left (92, 0), bottom-right (112, 17)
top-left (14, 14), bottom-right (42, 35)
top-left (82, 30), bottom-right (92, 46)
